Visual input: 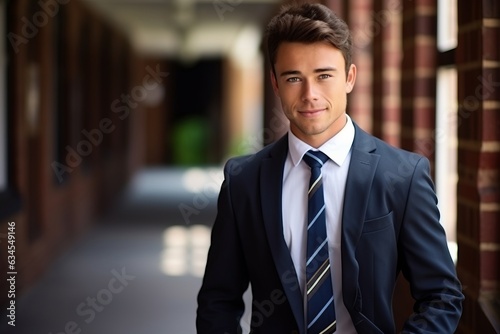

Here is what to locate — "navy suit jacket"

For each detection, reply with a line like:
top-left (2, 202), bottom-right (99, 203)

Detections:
top-left (197, 123), bottom-right (463, 333)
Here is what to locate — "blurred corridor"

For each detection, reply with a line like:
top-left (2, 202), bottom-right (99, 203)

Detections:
top-left (1, 0), bottom-right (499, 333)
top-left (1, 167), bottom-right (221, 334)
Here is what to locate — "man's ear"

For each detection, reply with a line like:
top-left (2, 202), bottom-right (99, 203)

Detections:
top-left (346, 64), bottom-right (357, 93)
top-left (271, 70), bottom-right (280, 97)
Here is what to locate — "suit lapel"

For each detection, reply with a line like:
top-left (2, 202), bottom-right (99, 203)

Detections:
top-left (260, 135), bottom-right (306, 333)
top-left (341, 124), bottom-right (380, 314)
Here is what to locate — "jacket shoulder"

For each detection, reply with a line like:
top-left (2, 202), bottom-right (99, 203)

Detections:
top-left (354, 124), bottom-right (426, 168)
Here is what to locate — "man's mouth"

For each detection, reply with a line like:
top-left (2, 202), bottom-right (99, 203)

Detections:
top-left (299, 108), bottom-right (326, 117)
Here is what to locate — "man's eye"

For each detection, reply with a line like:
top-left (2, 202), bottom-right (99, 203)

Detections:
top-left (319, 74), bottom-right (332, 80)
top-left (286, 77), bottom-right (300, 82)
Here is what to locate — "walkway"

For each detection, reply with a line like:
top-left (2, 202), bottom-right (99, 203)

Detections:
top-left (1, 167), bottom-right (237, 334)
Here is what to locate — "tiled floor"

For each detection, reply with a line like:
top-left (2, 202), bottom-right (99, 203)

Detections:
top-left (1, 167), bottom-right (230, 334)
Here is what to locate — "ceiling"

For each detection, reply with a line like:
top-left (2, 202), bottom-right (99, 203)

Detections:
top-left (82, 0), bottom-right (282, 60)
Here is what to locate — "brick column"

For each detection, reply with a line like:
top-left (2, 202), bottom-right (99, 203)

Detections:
top-left (346, 0), bottom-right (373, 132)
top-left (400, 0), bottom-right (437, 168)
top-left (372, 0), bottom-right (402, 147)
top-left (456, 1), bottom-right (500, 333)
top-left (321, 0), bottom-right (345, 17)
top-left (370, 1), bottom-right (408, 329)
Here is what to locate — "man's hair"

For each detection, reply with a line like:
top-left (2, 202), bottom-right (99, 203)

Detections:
top-left (265, 2), bottom-right (352, 76)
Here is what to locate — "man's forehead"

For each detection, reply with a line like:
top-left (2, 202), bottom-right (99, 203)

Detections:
top-left (274, 42), bottom-right (344, 70)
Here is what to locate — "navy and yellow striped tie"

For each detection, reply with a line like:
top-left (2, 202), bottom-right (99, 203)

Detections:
top-left (303, 150), bottom-right (336, 334)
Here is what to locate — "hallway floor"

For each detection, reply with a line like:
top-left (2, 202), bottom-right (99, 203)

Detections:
top-left (1, 167), bottom-right (245, 334)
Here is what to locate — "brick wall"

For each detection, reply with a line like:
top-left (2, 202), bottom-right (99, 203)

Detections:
top-left (401, 0), bottom-right (438, 169)
top-left (346, 0), bottom-right (374, 132)
top-left (0, 0), bottom-right (147, 310)
top-left (321, 0), bottom-right (344, 17)
top-left (372, 0), bottom-right (402, 147)
top-left (456, 1), bottom-right (500, 332)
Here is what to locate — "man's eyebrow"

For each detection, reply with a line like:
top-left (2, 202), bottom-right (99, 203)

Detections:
top-left (279, 67), bottom-right (337, 77)
top-left (314, 67), bottom-right (337, 73)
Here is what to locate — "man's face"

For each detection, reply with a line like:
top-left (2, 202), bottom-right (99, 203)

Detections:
top-left (271, 42), bottom-right (356, 147)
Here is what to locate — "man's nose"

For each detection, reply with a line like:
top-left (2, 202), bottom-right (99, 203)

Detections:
top-left (301, 80), bottom-right (319, 102)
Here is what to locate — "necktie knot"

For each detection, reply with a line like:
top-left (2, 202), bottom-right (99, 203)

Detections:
top-left (303, 150), bottom-right (329, 170)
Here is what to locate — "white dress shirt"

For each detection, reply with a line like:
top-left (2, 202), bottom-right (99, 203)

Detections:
top-left (282, 114), bottom-right (357, 334)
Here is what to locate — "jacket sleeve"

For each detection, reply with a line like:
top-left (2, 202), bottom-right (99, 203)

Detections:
top-left (399, 156), bottom-right (464, 333)
top-left (196, 159), bottom-right (249, 334)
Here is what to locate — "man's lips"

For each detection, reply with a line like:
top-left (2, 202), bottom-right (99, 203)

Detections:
top-left (298, 108), bottom-right (326, 116)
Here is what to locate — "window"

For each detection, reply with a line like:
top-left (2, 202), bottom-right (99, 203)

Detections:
top-left (437, 0), bottom-right (457, 52)
top-left (436, 0), bottom-right (458, 263)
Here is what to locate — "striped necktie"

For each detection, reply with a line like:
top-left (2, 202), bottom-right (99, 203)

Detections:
top-left (302, 150), bottom-right (336, 334)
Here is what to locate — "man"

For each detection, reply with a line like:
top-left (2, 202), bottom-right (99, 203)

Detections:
top-left (197, 3), bottom-right (463, 333)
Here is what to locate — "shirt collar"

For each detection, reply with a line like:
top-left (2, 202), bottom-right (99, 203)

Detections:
top-left (288, 114), bottom-right (355, 167)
